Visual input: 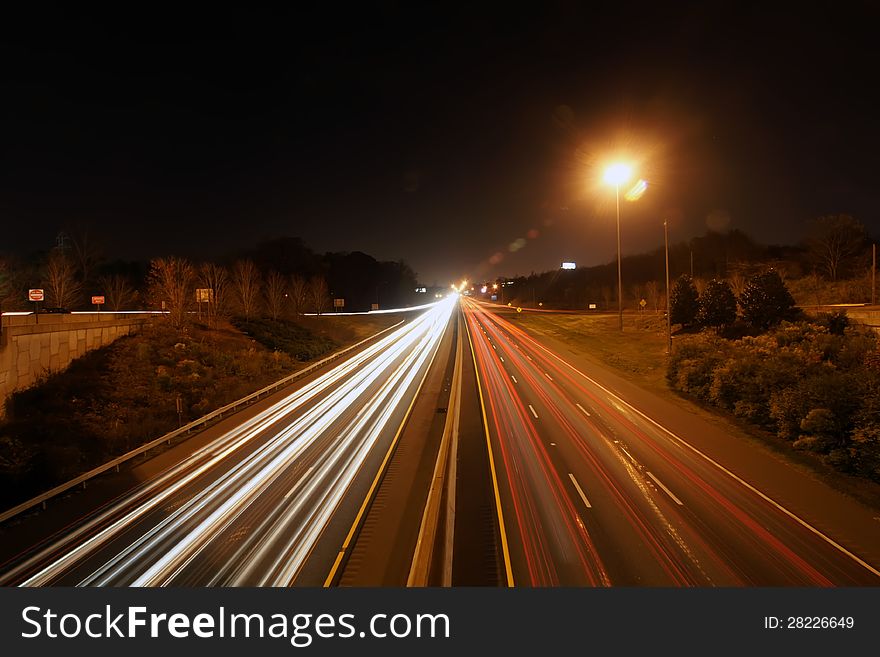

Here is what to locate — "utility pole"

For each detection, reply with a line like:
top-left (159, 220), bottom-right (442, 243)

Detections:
top-left (616, 184), bottom-right (623, 331)
top-left (873, 243), bottom-right (876, 306)
top-left (665, 220), bottom-right (672, 355)
top-left (689, 248), bottom-right (694, 278)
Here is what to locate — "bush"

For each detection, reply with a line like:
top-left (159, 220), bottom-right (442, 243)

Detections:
top-left (739, 269), bottom-right (796, 330)
top-left (231, 317), bottom-right (336, 361)
top-left (669, 318), bottom-right (880, 483)
top-left (667, 335), bottom-right (729, 400)
top-left (698, 279), bottom-right (738, 329)
top-left (670, 275), bottom-right (699, 328)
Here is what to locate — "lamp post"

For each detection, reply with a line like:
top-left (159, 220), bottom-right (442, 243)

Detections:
top-left (603, 163), bottom-right (632, 331)
top-left (664, 220), bottom-right (672, 355)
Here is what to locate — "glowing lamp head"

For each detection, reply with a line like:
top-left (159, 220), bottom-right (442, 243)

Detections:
top-left (603, 163), bottom-right (632, 186)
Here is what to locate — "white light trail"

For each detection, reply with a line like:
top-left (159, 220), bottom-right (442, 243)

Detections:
top-left (10, 296), bottom-right (456, 587)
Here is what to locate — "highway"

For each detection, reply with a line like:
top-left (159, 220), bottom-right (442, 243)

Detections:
top-left (462, 298), bottom-right (880, 586)
top-left (2, 293), bottom-right (879, 587)
top-left (0, 297), bottom-right (457, 586)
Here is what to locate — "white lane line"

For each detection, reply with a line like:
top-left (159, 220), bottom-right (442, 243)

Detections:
top-left (545, 372), bottom-right (553, 381)
top-left (620, 446), bottom-right (637, 464)
top-left (500, 356), bottom-right (504, 363)
top-left (511, 375), bottom-right (518, 384)
top-left (526, 336), bottom-right (880, 579)
top-left (284, 466), bottom-right (315, 499)
top-left (492, 344), bottom-right (496, 350)
top-left (647, 471), bottom-right (683, 506)
top-left (550, 442), bottom-right (556, 446)
top-left (528, 404), bottom-right (539, 419)
top-left (576, 403), bottom-right (591, 417)
top-left (568, 473), bottom-right (592, 509)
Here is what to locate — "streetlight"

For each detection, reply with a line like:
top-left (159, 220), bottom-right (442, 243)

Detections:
top-left (603, 163), bottom-right (632, 331)
top-left (664, 219), bottom-right (672, 355)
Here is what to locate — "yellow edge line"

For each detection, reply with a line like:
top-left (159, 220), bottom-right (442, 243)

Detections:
top-left (323, 315), bottom-right (446, 587)
top-left (464, 302), bottom-right (515, 587)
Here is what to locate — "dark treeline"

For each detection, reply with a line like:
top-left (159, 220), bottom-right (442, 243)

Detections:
top-left (0, 234), bottom-right (422, 314)
top-left (492, 218), bottom-right (875, 310)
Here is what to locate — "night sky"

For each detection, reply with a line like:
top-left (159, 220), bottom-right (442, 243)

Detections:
top-left (2, 3), bottom-right (878, 285)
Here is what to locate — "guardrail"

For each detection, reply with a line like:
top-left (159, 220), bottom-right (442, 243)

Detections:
top-left (0, 320), bottom-right (405, 525)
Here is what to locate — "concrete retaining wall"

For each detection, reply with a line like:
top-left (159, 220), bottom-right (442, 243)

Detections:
top-left (0, 313), bottom-right (154, 414)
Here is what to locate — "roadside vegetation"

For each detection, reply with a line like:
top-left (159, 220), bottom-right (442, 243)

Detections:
top-left (667, 269), bottom-right (880, 483)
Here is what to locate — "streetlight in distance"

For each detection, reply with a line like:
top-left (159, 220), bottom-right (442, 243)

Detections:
top-left (664, 219), bottom-right (672, 355)
top-left (603, 163), bottom-right (632, 331)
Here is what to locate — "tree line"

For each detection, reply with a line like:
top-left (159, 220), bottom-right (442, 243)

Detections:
top-left (494, 215), bottom-right (874, 310)
top-left (0, 234), bottom-right (421, 318)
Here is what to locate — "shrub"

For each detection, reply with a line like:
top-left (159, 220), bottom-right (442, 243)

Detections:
top-left (670, 275), bottom-right (699, 328)
top-left (670, 317), bottom-right (880, 484)
top-left (231, 317), bottom-right (335, 361)
top-left (739, 269), bottom-right (796, 330)
top-left (698, 279), bottom-right (737, 329)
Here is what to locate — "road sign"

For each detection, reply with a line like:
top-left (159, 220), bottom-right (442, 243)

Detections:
top-left (333, 298), bottom-right (345, 308)
top-left (91, 295), bottom-right (105, 305)
top-left (589, 303), bottom-right (597, 309)
top-left (639, 298), bottom-right (647, 309)
top-left (28, 289), bottom-right (44, 302)
top-left (195, 288), bottom-right (214, 303)
top-left (371, 303), bottom-right (379, 311)
top-left (516, 307), bottom-right (522, 313)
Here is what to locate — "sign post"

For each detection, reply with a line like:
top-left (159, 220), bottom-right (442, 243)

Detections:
top-left (91, 295), bottom-right (105, 312)
top-left (28, 289), bottom-right (44, 322)
top-left (195, 288), bottom-right (213, 321)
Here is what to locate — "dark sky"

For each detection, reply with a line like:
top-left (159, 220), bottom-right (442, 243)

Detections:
top-left (1, 3), bottom-right (879, 285)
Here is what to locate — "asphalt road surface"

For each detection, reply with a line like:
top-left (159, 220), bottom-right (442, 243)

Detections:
top-left (462, 298), bottom-right (880, 586)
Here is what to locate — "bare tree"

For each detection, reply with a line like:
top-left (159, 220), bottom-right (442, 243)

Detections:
top-left (645, 280), bottom-right (660, 312)
top-left (309, 275), bottom-right (329, 314)
top-left (148, 256), bottom-right (195, 329)
top-left (198, 262), bottom-right (229, 327)
top-left (232, 260), bottom-right (261, 321)
top-left (0, 259), bottom-right (13, 312)
top-left (264, 270), bottom-right (287, 320)
top-left (45, 251), bottom-right (82, 308)
top-left (98, 274), bottom-right (137, 311)
top-left (630, 283), bottom-right (644, 311)
top-left (289, 275), bottom-right (308, 315)
top-left (728, 271), bottom-right (747, 299)
top-left (600, 286), bottom-right (612, 310)
top-left (68, 223), bottom-right (102, 284)
top-left (806, 214), bottom-right (868, 281)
